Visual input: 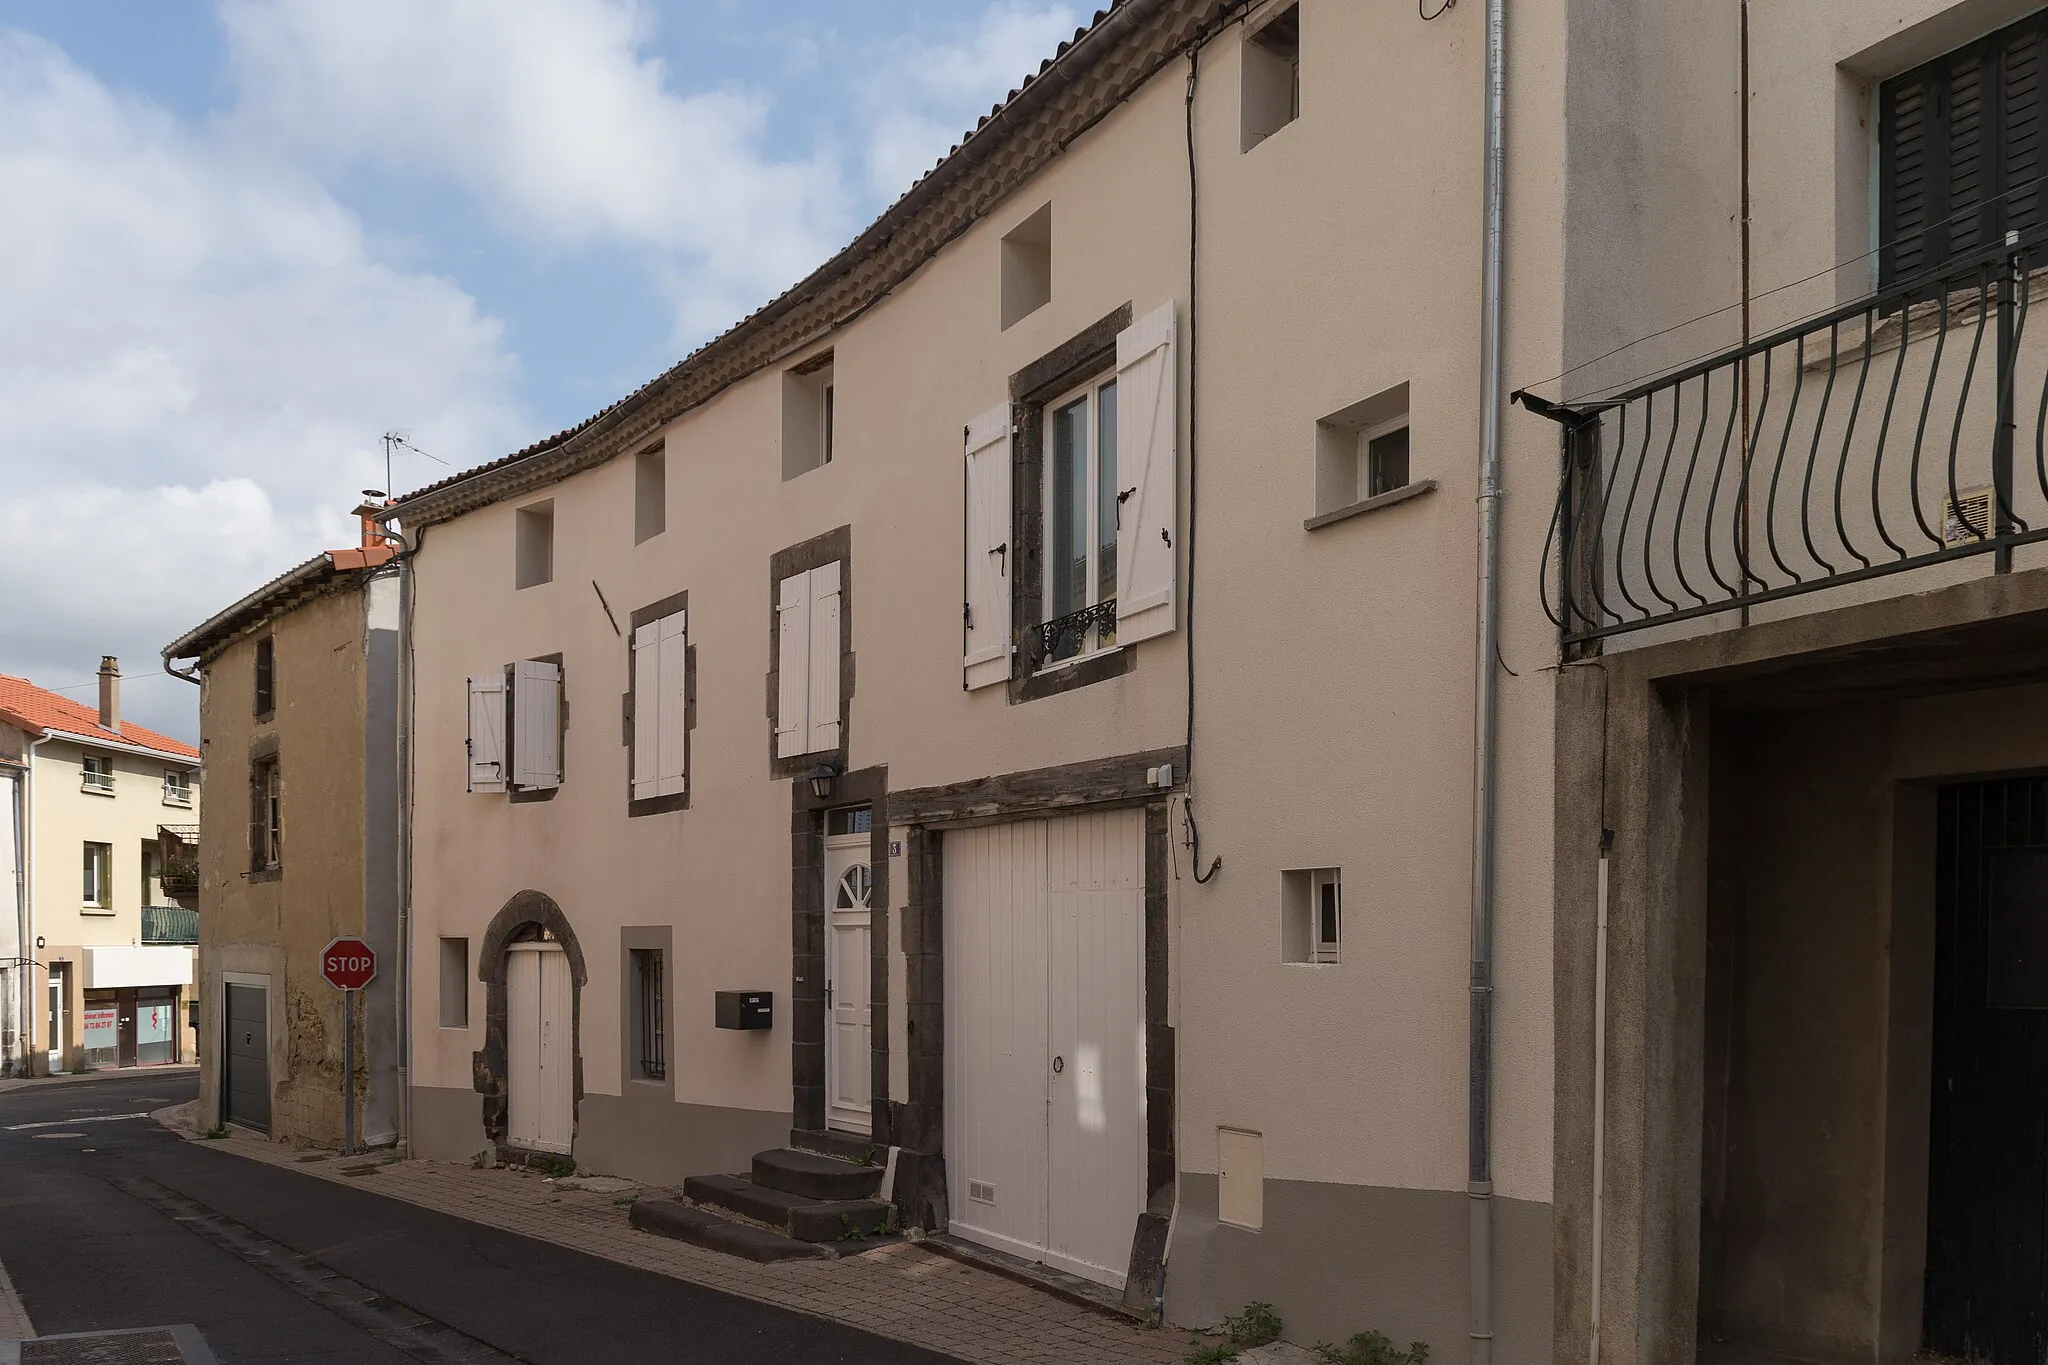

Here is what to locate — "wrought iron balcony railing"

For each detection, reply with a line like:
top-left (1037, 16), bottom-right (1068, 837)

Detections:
top-left (1524, 234), bottom-right (2048, 647)
top-left (1036, 599), bottom-right (1117, 662)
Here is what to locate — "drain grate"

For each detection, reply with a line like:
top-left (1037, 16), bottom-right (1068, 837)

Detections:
top-left (16, 1325), bottom-right (204, 1364)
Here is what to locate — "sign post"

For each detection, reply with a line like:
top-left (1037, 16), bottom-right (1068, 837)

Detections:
top-left (319, 937), bottom-right (377, 1157)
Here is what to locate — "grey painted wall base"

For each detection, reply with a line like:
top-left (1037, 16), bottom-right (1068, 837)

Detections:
top-left (1167, 1174), bottom-right (1553, 1361)
top-left (408, 1084), bottom-right (787, 1188)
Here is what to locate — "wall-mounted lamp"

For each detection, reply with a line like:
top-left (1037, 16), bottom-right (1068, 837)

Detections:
top-left (807, 762), bottom-right (840, 801)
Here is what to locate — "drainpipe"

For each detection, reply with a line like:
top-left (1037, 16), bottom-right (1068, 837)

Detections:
top-left (6, 762), bottom-right (24, 1077)
top-left (24, 735), bottom-right (47, 1075)
top-left (1469, 0), bottom-right (1508, 1361)
top-left (374, 510), bottom-right (420, 1155)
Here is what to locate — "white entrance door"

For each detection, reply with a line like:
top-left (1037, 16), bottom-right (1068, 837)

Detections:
top-left (507, 943), bottom-right (573, 1154)
top-left (825, 825), bottom-right (874, 1135)
top-left (945, 808), bottom-right (1145, 1289)
top-left (46, 968), bottom-right (65, 1074)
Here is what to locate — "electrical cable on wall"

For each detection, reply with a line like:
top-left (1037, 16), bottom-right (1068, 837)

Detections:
top-left (1181, 42), bottom-right (1220, 885)
top-left (1421, 0), bottom-right (1456, 19)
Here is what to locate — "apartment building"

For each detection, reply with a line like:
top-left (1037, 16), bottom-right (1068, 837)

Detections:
top-left (383, 0), bottom-right (1563, 1353)
top-left (0, 661), bottom-right (202, 1076)
top-left (164, 518), bottom-right (401, 1148)
top-left (1528, 3), bottom-right (2048, 1364)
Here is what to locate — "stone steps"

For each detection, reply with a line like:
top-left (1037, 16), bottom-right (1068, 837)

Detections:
top-left (631, 1143), bottom-right (897, 1262)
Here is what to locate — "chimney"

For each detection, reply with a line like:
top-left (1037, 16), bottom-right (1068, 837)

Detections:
top-left (97, 656), bottom-right (120, 732)
top-left (358, 490), bottom-right (387, 549)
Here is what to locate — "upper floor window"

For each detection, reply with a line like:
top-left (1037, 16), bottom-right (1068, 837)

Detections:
top-left (1043, 374), bottom-right (1120, 663)
top-left (83, 841), bottom-right (112, 909)
top-left (782, 353), bottom-right (836, 479)
top-left (253, 635), bottom-right (275, 717)
top-left (1879, 10), bottom-right (2048, 288)
top-left (775, 561), bottom-right (843, 759)
top-left (515, 500), bottom-right (555, 589)
top-left (1001, 204), bottom-right (1052, 329)
top-left (81, 754), bottom-right (114, 795)
top-left (1242, 3), bottom-right (1300, 152)
top-left (630, 595), bottom-right (691, 811)
top-left (252, 756), bottom-right (281, 871)
top-left (163, 769), bottom-right (192, 806)
top-left (464, 660), bottom-right (562, 794)
top-left (635, 446), bottom-right (666, 544)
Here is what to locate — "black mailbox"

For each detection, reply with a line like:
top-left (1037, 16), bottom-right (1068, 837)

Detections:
top-left (715, 991), bottom-right (773, 1031)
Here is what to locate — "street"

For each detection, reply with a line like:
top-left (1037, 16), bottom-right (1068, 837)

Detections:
top-left (0, 1072), bottom-right (965, 1363)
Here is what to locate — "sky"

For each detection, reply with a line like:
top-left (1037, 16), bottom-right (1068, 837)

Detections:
top-left (0, 0), bottom-right (1083, 742)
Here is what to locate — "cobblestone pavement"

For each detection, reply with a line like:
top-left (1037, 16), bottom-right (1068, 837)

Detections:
top-left (156, 1105), bottom-right (1200, 1365)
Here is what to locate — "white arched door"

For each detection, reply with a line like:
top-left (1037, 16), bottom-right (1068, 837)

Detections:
top-left (507, 942), bottom-right (573, 1154)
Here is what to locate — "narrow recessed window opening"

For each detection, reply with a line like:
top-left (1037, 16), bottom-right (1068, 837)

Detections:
top-left (1315, 383), bottom-right (1413, 518)
top-left (1040, 373), bottom-right (1120, 665)
top-left (515, 501), bottom-right (555, 589)
top-left (83, 841), bottom-right (112, 909)
top-left (439, 938), bottom-right (469, 1029)
top-left (782, 352), bottom-right (836, 479)
top-left (1242, 4), bottom-right (1300, 151)
top-left (635, 447), bottom-right (666, 544)
top-left (1001, 203), bottom-right (1053, 329)
top-left (252, 756), bottom-right (282, 871)
top-left (1282, 867), bottom-right (1342, 964)
top-left (632, 947), bottom-right (666, 1081)
top-left (254, 636), bottom-right (275, 716)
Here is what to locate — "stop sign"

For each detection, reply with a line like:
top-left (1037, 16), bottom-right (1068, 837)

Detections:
top-left (320, 937), bottom-right (377, 991)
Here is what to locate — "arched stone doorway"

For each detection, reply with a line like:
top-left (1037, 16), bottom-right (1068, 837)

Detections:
top-left (474, 890), bottom-right (587, 1152)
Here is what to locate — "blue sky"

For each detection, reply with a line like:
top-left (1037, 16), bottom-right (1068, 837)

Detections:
top-left (0, 0), bottom-right (1080, 739)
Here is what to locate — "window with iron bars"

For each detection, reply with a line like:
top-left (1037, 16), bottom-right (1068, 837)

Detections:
top-left (631, 948), bottom-right (665, 1081)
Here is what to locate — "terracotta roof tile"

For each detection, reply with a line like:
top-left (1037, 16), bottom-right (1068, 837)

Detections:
top-left (0, 673), bottom-right (199, 761)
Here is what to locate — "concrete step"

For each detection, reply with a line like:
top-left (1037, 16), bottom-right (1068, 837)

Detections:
top-left (788, 1127), bottom-right (882, 1164)
top-left (751, 1147), bottom-right (883, 1202)
top-left (683, 1173), bottom-right (893, 1242)
top-left (628, 1198), bottom-right (829, 1263)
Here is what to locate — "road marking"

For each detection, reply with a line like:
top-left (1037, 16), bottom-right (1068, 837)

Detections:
top-left (32, 1133), bottom-right (86, 1140)
top-left (4, 1112), bottom-right (150, 1131)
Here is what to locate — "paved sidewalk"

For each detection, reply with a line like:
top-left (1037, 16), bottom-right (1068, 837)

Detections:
top-left (0, 1064), bottom-right (197, 1096)
top-left (154, 1105), bottom-right (1198, 1365)
top-left (0, 1250), bottom-right (33, 1340)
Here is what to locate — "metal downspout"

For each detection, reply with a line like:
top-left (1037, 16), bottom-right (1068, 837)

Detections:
top-left (1470, 0), bottom-right (1508, 1361)
top-left (375, 513), bottom-right (420, 1156)
top-left (24, 735), bottom-right (47, 1076)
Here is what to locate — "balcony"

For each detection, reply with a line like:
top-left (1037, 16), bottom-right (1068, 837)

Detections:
top-left (1525, 235), bottom-right (2048, 649)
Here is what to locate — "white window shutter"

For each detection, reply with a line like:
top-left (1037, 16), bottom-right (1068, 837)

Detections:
top-left (776, 572), bottom-right (810, 758)
top-left (807, 561), bottom-right (842, 753)
top-left (962, 404), bottom-right (1013, 690)
top-left (1114, 300), bottom-right (1179, 645)
top-left (655, 610), bottom-right (689, 796)
top-left (467, 674), bottom-right (506, 793)
top-left (512, 660), bottom-right (562, 790)
top-left (631, 624), bottom-right (658, 800)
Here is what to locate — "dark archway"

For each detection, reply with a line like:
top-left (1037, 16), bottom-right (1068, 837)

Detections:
top-left (474, 889), bottom-right (587, 1151)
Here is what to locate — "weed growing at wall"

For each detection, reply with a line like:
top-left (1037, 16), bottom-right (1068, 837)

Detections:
top-left (1311, 1331), bottom-right (1430, 1365)
top-left (1184, 1301), bottom-right (1283, 1362)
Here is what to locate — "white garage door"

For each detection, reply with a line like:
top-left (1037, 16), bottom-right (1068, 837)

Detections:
top-left (944, 807), bottom-right (1145, 1288)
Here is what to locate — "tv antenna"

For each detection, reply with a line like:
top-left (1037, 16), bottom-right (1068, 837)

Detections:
top-left (381, 431), bottom-right (447, 496)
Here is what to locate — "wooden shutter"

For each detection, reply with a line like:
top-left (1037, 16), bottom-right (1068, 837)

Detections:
top-left (655, 610), bottom-right (688, 796)
top-left (511, 660), bottom-right (561, 790)
top-left (1114, 301), bottom-right (1178, 646)
top-left (467, 674), bottom-right (507, 793)
top-left (807, 562), bottom-right (842, 753)
top-left (630, 625), bottom-right (658, 800)
top-left (1880, 11), bottom-right (2048, 288)
top-left (776, 572), bottom-right (810, 758)
top-left (963, 404), bottom-right (1014, 690)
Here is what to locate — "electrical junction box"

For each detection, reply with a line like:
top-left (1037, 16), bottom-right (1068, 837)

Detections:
top-left (715, 990), bottom-right (773, 1031)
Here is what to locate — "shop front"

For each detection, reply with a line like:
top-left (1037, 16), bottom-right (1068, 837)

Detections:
top-left (76, 946), bottom-right (193, 1072)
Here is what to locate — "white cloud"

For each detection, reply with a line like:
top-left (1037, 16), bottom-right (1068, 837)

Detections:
top-left (219, 0), bottom-right (848, 335)
top-left (0, 29), bottom-right (524, 740)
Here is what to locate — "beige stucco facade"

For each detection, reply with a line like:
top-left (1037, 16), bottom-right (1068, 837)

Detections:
top-left (175, 560), bottom-right (403, 1150)
top-left (5, 712), bottom-right (201, 1075)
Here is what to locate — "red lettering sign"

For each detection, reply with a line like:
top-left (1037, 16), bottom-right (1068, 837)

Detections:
top-left (319, 937), bottom-right (377, 991)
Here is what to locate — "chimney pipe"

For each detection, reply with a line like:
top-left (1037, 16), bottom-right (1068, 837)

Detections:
top-left (97, 656), bottom-right (120, 732)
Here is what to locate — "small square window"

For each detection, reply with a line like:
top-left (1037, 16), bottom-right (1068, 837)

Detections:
top-left (1315, 382), bottom-right (1412, 517)
top-left (163, 769), bottom-right (192, 806)
top-left (782, 353), bottom-right (836, 480)
top-left (81, 754), bottom-right (114, 794)
top-left (1001, 203), bottom-right (1052, 330)
top-left (439, 937), bottom-right (469, 1029)
top-left (635, 446), bottom-right (666, 544)
top-left (1282, 867), bottom-right (1341, 964)
top-left (515, 501), bottom-right (554, 589)
top-left (1241, 4), bottom-right (1300, 152)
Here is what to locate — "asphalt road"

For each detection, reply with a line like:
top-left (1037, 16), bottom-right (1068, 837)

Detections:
top-left (0, 1071), bottom-right (963, 1364)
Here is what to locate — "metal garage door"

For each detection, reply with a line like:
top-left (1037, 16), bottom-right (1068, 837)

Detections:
top-left (224, 983), bottom-right (269, 1132)
top-left (944, 808), bottom-right (1145, 1289)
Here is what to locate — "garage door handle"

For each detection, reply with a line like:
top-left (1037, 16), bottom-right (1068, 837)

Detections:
top-left (1052, 1055), bottom-right (1064, 1074)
